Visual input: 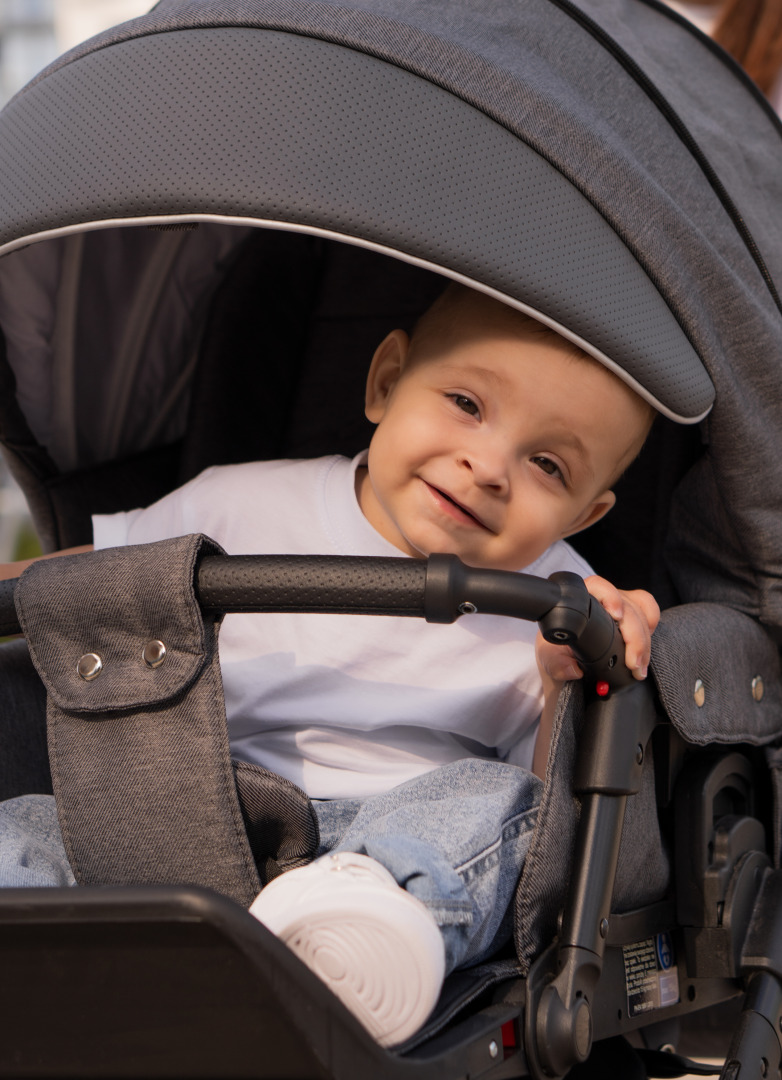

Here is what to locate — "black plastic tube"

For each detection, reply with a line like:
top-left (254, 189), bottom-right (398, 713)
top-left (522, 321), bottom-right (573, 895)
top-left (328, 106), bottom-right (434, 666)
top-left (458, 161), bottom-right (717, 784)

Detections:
top-left (423, 553), bottom-right (562, 624)
top-left (0, 554), bottom-right (560, 635)
top-left (196, 554), bottom-right (429, 617)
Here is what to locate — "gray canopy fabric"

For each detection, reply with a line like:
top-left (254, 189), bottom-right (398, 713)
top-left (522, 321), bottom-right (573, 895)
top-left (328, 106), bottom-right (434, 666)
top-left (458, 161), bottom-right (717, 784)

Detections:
top-left (0, 7), bottom-right (714, 424)
top-left (0, 0), bottom-right (779, 630)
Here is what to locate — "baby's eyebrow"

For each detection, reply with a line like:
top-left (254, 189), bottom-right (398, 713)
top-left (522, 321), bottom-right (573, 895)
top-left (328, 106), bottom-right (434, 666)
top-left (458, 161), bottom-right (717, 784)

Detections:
top-left (445, 363), bottom-right (507, 388)
top-left (551, 430), bottom-right (594, 479)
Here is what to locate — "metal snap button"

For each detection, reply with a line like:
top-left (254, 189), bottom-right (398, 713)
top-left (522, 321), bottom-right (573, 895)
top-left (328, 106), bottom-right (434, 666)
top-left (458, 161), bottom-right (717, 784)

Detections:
top-left (694, 679), bottom-right (705, 707)
top-left (77, 653), bottom-right (103, 681)
top-left (752, 676), bottom-right (765, 702)
top-left (142, 640), bottom-right (167, 669)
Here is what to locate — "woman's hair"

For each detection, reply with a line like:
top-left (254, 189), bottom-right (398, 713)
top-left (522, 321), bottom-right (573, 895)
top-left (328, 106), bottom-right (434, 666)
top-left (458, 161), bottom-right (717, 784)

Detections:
top-left (713, 0), bottom-right (782, 98)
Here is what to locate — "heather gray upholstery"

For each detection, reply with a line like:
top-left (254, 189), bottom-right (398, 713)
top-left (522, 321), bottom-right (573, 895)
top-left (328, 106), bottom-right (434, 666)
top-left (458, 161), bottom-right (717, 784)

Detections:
top-left (15, 535), bottom-right (263, 904)
top-left (0, 31), bottom-right (709, 425)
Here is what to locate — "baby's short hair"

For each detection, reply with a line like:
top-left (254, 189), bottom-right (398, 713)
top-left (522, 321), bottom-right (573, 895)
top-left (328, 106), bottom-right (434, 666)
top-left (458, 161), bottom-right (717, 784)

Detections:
top-left (411, 282), bottom-right (595, 364)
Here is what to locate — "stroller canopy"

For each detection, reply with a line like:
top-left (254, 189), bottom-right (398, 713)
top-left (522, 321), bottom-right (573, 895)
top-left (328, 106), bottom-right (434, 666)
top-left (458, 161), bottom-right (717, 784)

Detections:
top-left (0, 0), bottom-right (780, 624)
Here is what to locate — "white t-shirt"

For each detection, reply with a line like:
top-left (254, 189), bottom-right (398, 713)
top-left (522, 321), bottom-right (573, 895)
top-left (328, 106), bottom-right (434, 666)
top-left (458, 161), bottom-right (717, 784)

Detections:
top-left (93, 453), bottom-right (593, 799)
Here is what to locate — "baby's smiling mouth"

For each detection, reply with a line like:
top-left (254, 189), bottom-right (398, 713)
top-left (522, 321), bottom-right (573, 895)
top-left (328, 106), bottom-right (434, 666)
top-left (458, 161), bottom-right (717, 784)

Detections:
top-left (425, 482), bottom-right (492, 532)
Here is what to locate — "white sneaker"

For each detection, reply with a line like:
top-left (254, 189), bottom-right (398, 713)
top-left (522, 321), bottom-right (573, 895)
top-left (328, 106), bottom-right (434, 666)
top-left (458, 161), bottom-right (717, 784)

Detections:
top-left (249, 851), bottom-right (445, 1047)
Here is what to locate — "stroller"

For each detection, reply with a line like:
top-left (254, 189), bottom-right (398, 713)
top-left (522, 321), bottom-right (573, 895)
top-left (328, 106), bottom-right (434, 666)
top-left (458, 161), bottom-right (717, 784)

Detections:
top-left (0, 0), bottom-right (780, 1075)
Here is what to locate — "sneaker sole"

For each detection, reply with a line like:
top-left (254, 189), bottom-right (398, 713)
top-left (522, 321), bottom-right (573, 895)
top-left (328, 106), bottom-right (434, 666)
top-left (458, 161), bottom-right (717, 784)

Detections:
top-left (280, 897), bottom-right (443, 1047)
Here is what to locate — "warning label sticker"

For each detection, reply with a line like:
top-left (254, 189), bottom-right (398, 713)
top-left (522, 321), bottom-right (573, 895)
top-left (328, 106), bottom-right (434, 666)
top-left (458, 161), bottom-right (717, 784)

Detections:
top-left (622, 932), bottom-right (679, 1018)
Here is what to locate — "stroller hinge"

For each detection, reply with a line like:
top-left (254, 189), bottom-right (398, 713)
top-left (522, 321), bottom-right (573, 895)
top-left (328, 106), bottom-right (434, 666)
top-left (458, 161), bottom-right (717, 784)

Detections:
top-left (534, 945), bottom-right (602, 1077)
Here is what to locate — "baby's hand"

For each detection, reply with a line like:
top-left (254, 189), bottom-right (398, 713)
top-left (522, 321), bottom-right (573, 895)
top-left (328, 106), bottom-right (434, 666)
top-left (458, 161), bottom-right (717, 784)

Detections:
top-left (535, 575), bottom-right (660, 685)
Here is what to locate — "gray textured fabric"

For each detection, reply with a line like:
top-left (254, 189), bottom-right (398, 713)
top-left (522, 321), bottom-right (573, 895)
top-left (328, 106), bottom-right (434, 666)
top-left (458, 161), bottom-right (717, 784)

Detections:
top-left (514, 680), bottom-right (670, 974)
top-left (14, 535), bottom-right (261, 905)
top-left (650, 601), bottom-right (782, 745)
top-left (234, 759), bottom-right (319, 882)
top-left (581, 0), bottom-right (782, 292)
top-left (665, 454), bottom-right (782, 634)
top-left (0, 31), bottom-right (710, 424)
top-left (765, 744), bottom-right (782, 869)
top-left (0, 638), bottom-right (50, 800)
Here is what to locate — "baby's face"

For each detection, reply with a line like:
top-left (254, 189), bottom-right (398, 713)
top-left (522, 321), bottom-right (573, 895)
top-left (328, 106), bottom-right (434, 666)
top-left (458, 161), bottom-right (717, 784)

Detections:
top-left (357, 315), bottom-right (650, 571)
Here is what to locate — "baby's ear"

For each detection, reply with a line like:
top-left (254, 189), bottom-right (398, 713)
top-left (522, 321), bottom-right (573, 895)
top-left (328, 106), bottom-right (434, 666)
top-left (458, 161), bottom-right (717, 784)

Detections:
top-left (365, 330), bottom-right (409, 422)
top-left (562, 489), bottom-right (617, 538)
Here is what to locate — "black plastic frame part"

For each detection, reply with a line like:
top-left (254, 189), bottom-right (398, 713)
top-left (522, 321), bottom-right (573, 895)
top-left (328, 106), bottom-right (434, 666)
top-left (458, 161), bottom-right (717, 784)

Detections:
top-left (0, 880), bottom-right (749, 1080)
top-left (0, 885), bottom-right (523, 1080)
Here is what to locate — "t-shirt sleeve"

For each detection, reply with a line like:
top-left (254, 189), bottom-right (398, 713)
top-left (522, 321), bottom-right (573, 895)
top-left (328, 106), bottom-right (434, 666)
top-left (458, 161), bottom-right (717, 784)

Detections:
top-left (527, 539), bottom-right (595, 580)
top-left (560, 545), bottom-right (594, 579)
top-left (92, 467), bottom-right (217, 550)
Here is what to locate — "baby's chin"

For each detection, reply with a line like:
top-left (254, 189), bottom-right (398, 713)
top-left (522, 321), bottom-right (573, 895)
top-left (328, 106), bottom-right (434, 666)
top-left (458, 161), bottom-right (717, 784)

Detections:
top-left (397, 530), bottom-right (543, 572)
top-left (442, 548), bottom-right (546, 573)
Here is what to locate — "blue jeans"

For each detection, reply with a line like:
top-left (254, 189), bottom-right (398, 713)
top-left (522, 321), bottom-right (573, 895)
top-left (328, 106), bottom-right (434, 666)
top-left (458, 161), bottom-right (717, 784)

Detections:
top-left (0, 794), bottom-right (76, 887)
top-left (0, 759), bottom-right (541, 974)
top-left (314, 758), bottom-right (542, 973)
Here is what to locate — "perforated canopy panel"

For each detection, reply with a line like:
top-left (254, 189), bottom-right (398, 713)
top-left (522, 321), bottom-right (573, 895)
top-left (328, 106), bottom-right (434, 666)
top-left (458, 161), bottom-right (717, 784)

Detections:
top-left (0, 27), bottom-right (711, 422)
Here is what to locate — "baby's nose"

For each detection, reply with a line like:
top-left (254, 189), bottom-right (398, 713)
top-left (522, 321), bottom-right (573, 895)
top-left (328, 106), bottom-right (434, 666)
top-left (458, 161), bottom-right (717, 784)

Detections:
top-left (461, 451), bottom-right (510, 493)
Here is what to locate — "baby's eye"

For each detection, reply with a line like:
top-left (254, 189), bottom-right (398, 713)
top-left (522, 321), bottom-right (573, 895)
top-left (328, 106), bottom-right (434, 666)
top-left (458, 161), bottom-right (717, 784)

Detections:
top-left (532, 456), bottom-right (565, 483)
top-left (449, 394), bottom-right (480, 417)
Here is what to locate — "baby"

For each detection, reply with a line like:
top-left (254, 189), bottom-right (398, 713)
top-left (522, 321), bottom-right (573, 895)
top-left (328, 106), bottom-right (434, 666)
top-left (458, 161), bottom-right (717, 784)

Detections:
top-left (0, 283), bottom-right (659, 1048)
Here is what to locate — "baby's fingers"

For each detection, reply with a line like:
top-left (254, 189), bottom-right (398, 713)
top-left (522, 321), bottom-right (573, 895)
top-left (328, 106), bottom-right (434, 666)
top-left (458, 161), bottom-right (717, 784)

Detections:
top-left (584, 576), bottom-right (659, 681)
top-left (536, 633), bottom-right (583, 683)
top-left (622, 588), bottom-right (661, 635)
top-left (618, 603), bottom-right (652, 679)
top-left (583, 575), bottom-right (625, 622)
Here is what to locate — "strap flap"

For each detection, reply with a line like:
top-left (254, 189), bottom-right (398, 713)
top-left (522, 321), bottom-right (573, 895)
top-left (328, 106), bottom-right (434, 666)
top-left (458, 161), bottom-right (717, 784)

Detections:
top-left (651, 603), bottom-right (782, 745)
top-left (15, 533), bottom-right (223, 713)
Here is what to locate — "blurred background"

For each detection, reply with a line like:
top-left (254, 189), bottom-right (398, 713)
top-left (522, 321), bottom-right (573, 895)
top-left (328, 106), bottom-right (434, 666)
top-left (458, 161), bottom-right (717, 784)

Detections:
top-left (0, 0), bottom-right (150, 559)
top-left (0, 0), bottom-right (150, 106)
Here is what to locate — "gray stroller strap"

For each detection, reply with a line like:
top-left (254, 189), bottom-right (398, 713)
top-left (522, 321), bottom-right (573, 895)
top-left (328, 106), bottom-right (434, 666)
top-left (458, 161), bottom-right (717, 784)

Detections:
top-left (14, 534), bottom-right (262, 906)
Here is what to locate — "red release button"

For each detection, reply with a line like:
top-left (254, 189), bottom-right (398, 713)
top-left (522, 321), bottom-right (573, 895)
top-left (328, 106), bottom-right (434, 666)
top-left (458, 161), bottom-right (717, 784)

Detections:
top-left (596, 681), bottom-right (610, 697)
